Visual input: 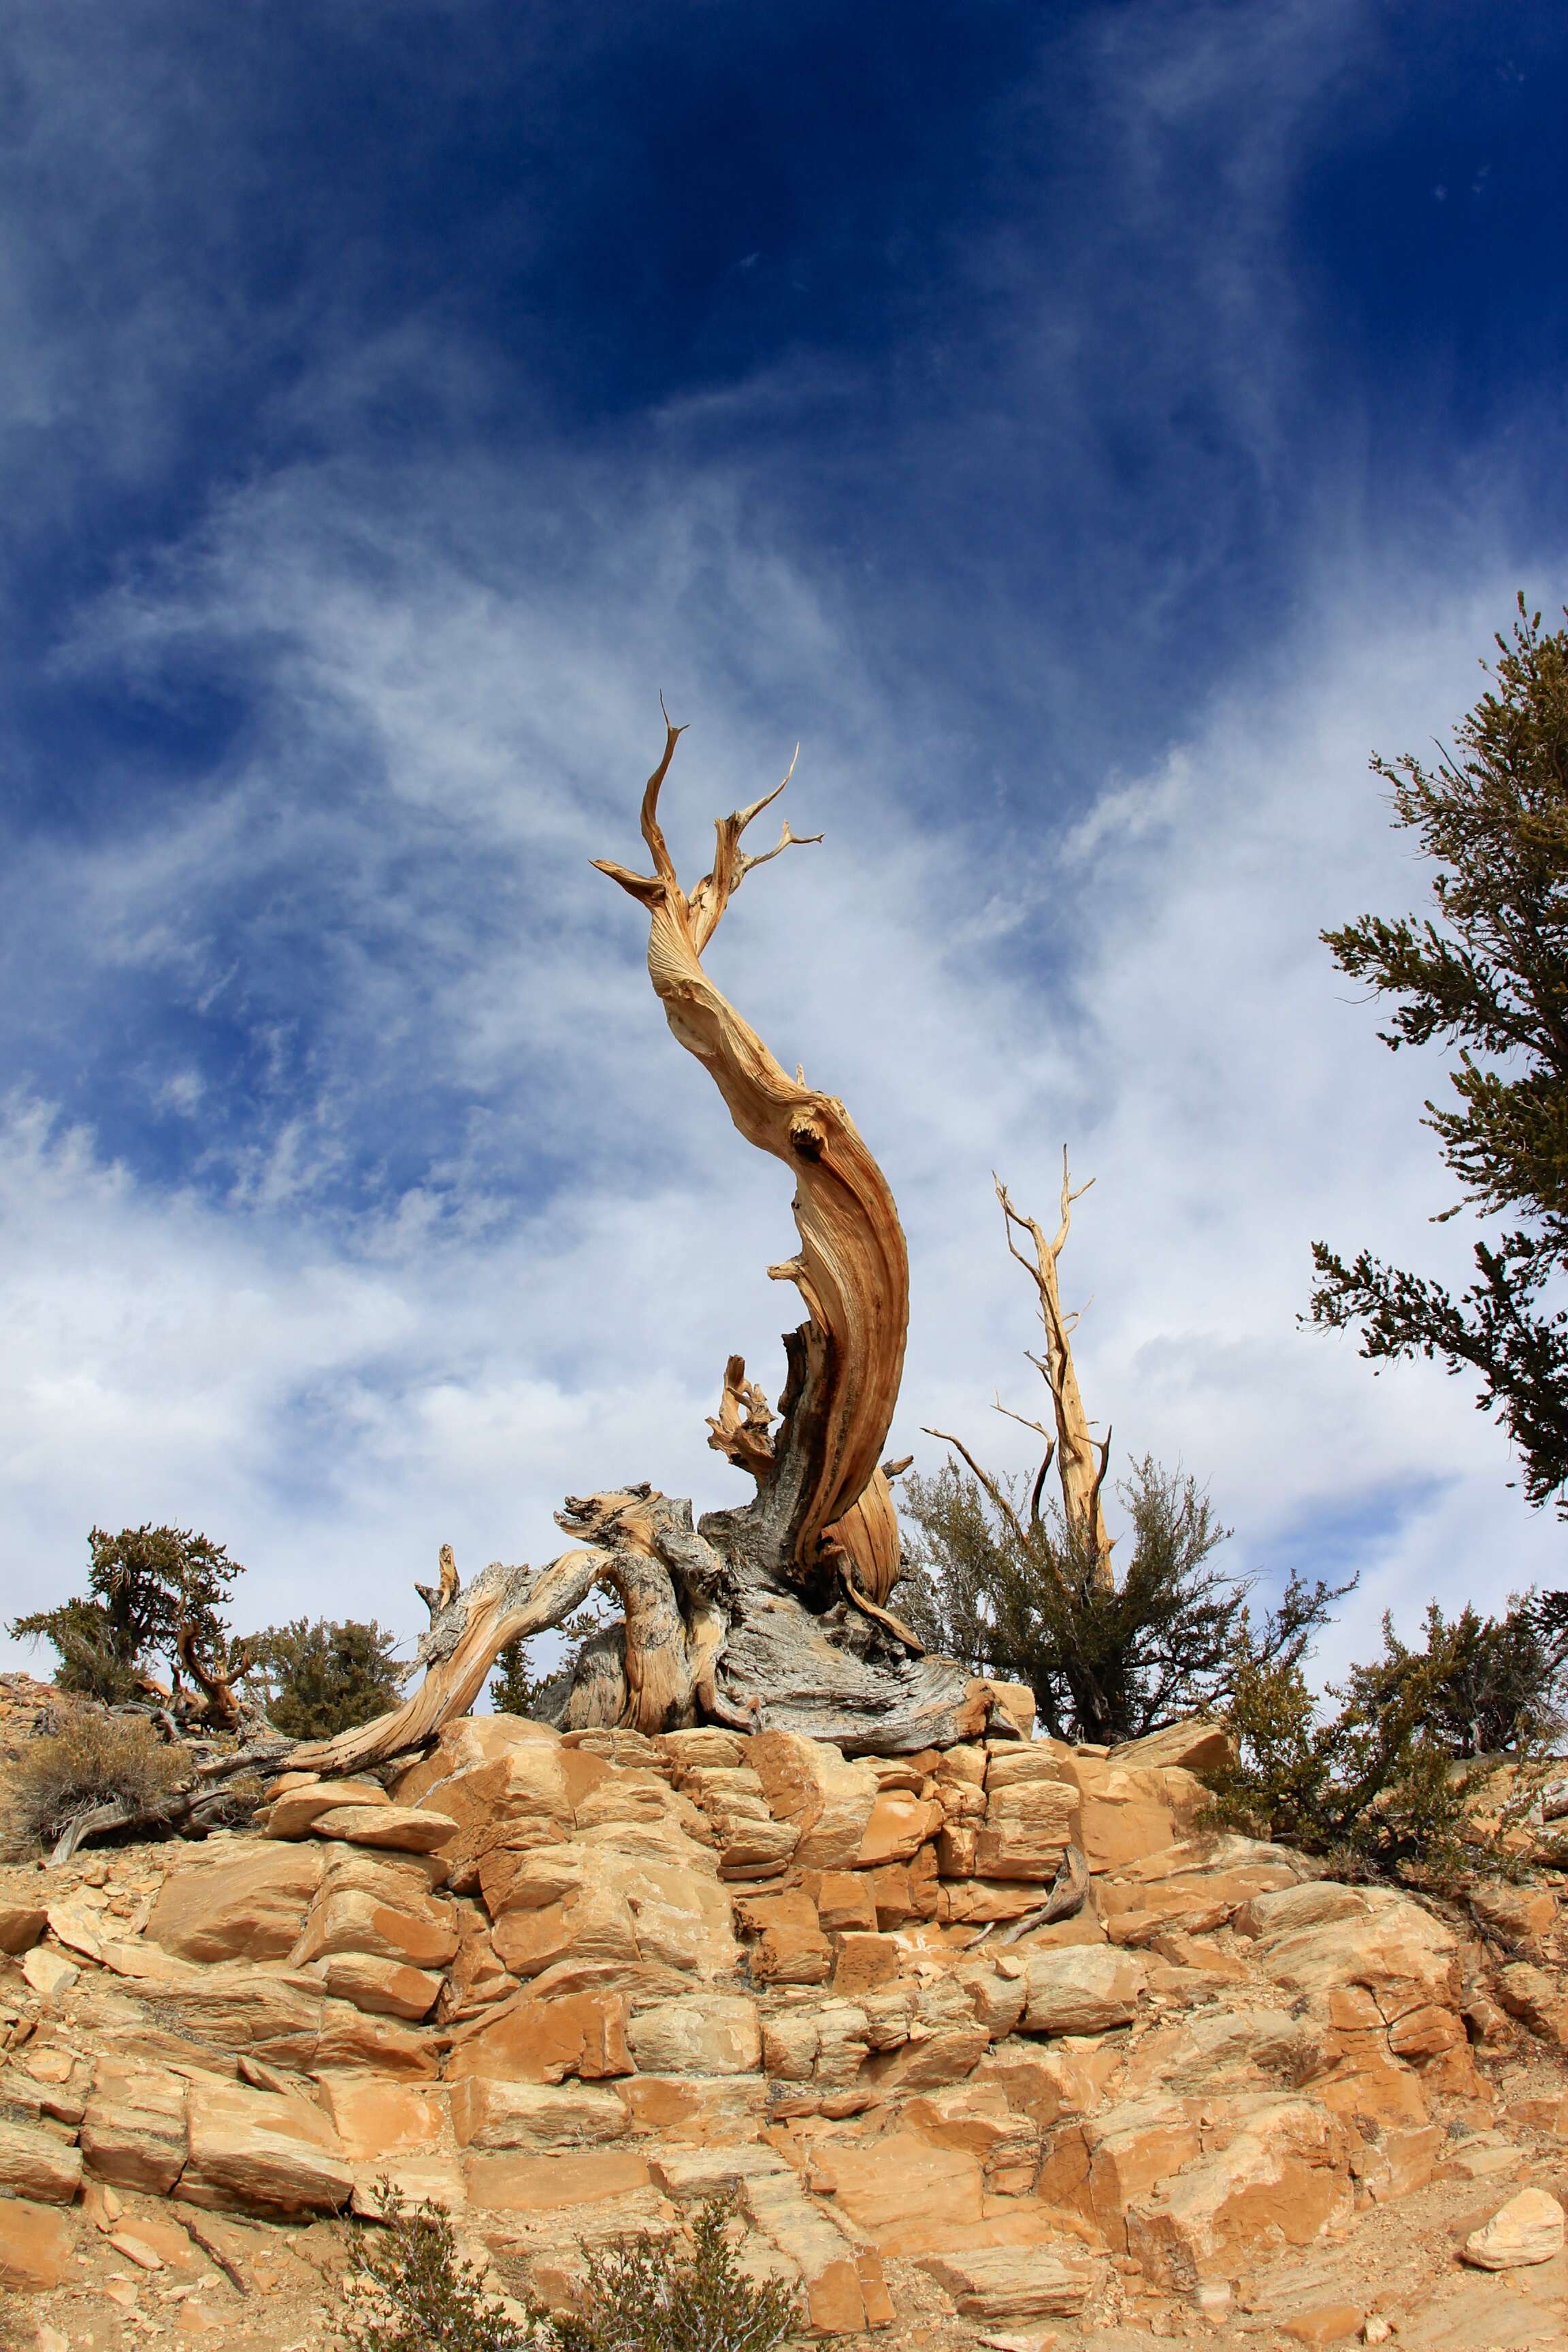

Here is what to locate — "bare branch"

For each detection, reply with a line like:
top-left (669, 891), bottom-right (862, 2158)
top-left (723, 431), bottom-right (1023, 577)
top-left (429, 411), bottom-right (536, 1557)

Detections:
top-left (923, 1425), bottom-right (1029, 1548)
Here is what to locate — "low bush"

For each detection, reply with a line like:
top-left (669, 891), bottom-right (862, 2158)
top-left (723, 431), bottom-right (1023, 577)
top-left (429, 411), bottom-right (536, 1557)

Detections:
top-left (340, 2185), bottom-right (796, 2352)
top-left (342, 2183), bottom-right (521, 2352)
top-left (1, 1702), bottom-right (186, 1857)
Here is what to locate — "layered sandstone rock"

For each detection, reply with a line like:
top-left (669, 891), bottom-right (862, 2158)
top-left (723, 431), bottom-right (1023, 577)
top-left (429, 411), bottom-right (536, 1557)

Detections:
top-left (5, 1705), bottom-right (1563, 2338)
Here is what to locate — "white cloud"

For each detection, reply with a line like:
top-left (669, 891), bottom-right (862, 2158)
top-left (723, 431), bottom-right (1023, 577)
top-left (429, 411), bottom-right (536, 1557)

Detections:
top-left (1, 455), bottom-right (1562, 1699)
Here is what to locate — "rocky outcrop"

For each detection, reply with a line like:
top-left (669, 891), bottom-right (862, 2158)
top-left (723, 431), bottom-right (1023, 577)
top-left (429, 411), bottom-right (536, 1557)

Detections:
top-left (2, 1707), bottom-right (1565, 2343)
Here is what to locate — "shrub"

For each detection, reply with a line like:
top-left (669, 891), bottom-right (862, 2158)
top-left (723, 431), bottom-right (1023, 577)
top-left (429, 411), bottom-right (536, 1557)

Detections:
top-left (901, 1453), bottom-right (1343, 1746)
top-left (342, 2182), bottom-right (521, 2352)
top-left (8, 1524), bottom-right (242, 1703)
top-left (1, 1703), bottom-right (186, 1857)
top-left (246, 1618), bottom-right (407, 1741)
top-left (542, 2195), bottom-right (796, 2352)
top-left (1203, 1607), bottom-right (1523, 1884)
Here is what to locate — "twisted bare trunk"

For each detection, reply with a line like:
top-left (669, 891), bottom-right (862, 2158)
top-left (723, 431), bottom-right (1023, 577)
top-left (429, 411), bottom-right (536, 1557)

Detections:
top-left (280, 716), bottom-right (1023, 1780)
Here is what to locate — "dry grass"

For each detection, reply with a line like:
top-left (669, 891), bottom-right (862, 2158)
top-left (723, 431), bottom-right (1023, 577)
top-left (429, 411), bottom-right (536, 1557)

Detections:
top-left (1, 1701), bottom-right (185, 1857)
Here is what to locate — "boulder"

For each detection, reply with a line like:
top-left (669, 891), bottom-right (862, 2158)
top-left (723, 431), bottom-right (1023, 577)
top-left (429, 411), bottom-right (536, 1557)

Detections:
top-left (263, 1780), bottom-right (389, 1839)
top-left (734, 1886), bottom-right (833, 1984)
top-left (1108, 1721), bottom-right (1233, 1776)
top-left (625, 1993), bottom-right (761, 2076)
top-left (446, 1987), bottom-right (634, 2083)
top-left (314, 2078), bottom-right (448, 2159)
top-left (20, 1946), bottom-right (78, 1999)
top-left (146, 1844), bottom-right (325, 1963)
top-left (749, 1731), bottom-right (879, 1870)
top-left (1469, 1882), bottom-right (1558, 1944)
top-left (1126, 2100), bottom-right (1352, 2288)
top-left (0, 1900), bottom-right (47, 1954)
top-left (0, 2196), bottom-right (74, 2291)
top-left (177, 2078), bottom-right (354, 2216)
top-left (0, 2116), bottom-right (84, 2203)
top-left (811, 2129), bottom-right (985, 2254)
top-left (450, 2076), bottom-right (629, 2150)
top-left (743, 2168), bottom-right (892, 2333)
top-left (975, 1778), bottom-right (1079, 1881)
top-left (804, 1871), bottom-right (879, 1933)
top-left (462, 2149), bottom-right (651, 2211)
top-left (390, 1712), bottom-right (565, 1807)
top-left (310, 2002), bottom-right (440, 2078)
top-left (318, 1952), bottom-right (444, 2020)
top-left (1495, 1961), bottom-right (1568, 2044)
top-left (914, 2245), bottom-right (1093, 2318)
top-left (293, 1886), bottom-right (460, 1971)
top-left (1022, 1946), bottom-right (1147, 2036)
top-left (855, 1788), bottom-right (944, 1867)
top-left (617, 2074), bottom-right (768, 2140)
top-left (1058, 1756), bottom-right (1203, 1872)
top-left (1462, 2186), bottom-right (1565, 2270)
top-left (80, 2059), bottom-right (189, 2193)
top-left (310, 1803), bottom-right (457, 1852)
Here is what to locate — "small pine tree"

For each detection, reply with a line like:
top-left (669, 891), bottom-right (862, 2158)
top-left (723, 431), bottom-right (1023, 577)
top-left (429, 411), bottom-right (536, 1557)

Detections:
top-left (247, 1618), bottom-right (407, 1742)
top-left (488, 1608), bottom-right (610, 1720)
top-left (8, 1524), bottom-right (241, 1703)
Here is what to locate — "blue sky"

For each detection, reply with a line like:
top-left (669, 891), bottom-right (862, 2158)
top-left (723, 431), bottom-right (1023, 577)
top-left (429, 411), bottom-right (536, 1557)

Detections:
top-left (3, 0), bottom-right (1567, 1679)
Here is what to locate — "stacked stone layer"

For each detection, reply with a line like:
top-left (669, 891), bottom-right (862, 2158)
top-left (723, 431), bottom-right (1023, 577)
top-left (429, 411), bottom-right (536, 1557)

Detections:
top-left (1, 1709), bottom-right (1562, 2333)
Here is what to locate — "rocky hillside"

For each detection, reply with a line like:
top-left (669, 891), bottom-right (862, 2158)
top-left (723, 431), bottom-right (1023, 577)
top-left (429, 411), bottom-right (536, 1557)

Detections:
top-left (1, 1691), bottom-right (1566, 2352)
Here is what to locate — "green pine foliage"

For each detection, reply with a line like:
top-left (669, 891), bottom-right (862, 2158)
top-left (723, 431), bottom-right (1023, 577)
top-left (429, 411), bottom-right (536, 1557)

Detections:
top-left (246, 1618), bottom-right (407, 1741)
top-left (7, 1524), bottom-right (242, 1702)
top-left (488, 1608), bottom-right (610, 1720)
top-left (900, 1452), bottom-right (1343, 1746)
top-left (1311, 598), bottom-right (1568, 1514)
top-left (1207, 1592), bottom-right (1567, 1883)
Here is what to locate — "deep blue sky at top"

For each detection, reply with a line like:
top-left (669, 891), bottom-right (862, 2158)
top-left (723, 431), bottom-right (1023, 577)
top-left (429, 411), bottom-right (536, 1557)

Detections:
top-left (4, 0), bottom-right (1568, 1215)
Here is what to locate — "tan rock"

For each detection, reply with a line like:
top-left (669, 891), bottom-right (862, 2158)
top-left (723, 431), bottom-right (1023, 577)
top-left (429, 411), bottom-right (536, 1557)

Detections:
top-left (310, 2002), bottom-right (439, 2078)
top-left (314, 2077), bottom-right (448, 2159)
top-left (749, 1731), bottom-right (879, 1869)
top-left (754, 1926), bottom-right (834, 1987)
top-left (164, 1965), bottom-right (325, 2065)
top-left (1495, 1960), bottom-right (1568, 2044)
top-left (1058, 1756), bottom-right (1199, 1873)
top-left (1281, 2306), bottom-right (1365, 2346)
top-left (450, 2075), bottom-right (629, 2149)
top-left (617, 2074), bottom-right (768, 2140)
top-left (463, 2149), bottom-right (651, 2210)
top-left (972, 2045), bottom-right (1101, 2129)
top-left (491, 1882), bottom-right (640, 1978)
top-left (20, 1946), bottom-right (78, 1999)
top-left (1349, 2122), bottom-right (1442, 2203)
top-left (855, 1788), bottom-right (945, 1867)
top-left (293, 1886), bottom-right (460, 1970)
top-left (864, 2023), bottom-right (991, 2093)
top-left (813, 2129), bottom-right (985, 2253)
top-left (0, 2197), bottom-right (74, 2291)
top-left (391, 1711), bottom-right (565, 1806)
top-left (866, 1850), bottom-right (940, 1925)
top-left (1022, 1946), bottom-right (1147, 2035)
top-left (651, 2145), bottom-right (794, 2198)
top-left (487, 1843), bottom-right (736, 1977)
top-left (1252, 1886), bottom-right (1463, 2036)
top-left (763, 2010), bottom-right (819, 2081)
top-left (177, 2078), bottom-right (354, 2215)
top-left (938, 1878), bottom-right (1060, 1925)
top-left (1127, 2100), bottom-right (1352, 2288)
top-left (914, 2246), bottom-right (1092, 2319)
top-left (804, 1871), bottom-right (879, 1933)
top-left (447, 1985), bottom-right (634, 2082)
top-left (146, 1843), bottom-right (325, 1963)
top-left (263, 1779), bottom-right (389, 1838)
top-left (105, 2213), bottom-right (206, 2278)
top-left (1108, 1720), bottom-right (1233, 1776)
top-left (899, 2082), bottom-right (1040, 2170)
top-left (0, 1901), bottom-right (48, 1954)
top-left (1469, 1881), bottom-right (1558, 1944)
top-left (1461, 2185), bottom-right (1565, 2269)
top-left (743, 2168), bottom-right (887, 2333)
top-left (80, 2060), bottom-right (189, 2193)
top-left (834, 1932), bottom-right (902, 1996)
top-left (0, 2116), bottom-right (84, 2203)
top-left (975, 1779), bottom-right (1079, 1881)
top-left (310, 1801), bottom-right (457, 1852)
top-left (318, 1952), bottom-right (444, 2020)
top-left (625, 1993), bottom-right (761, 2075)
